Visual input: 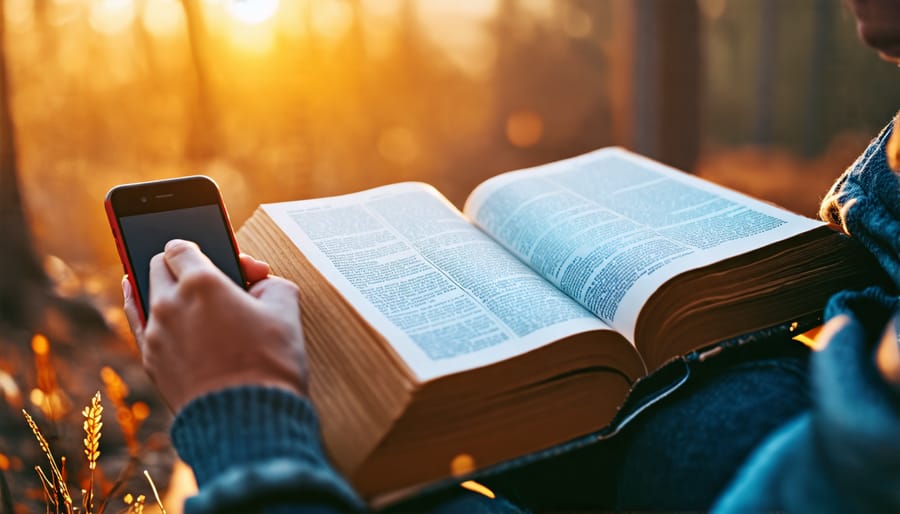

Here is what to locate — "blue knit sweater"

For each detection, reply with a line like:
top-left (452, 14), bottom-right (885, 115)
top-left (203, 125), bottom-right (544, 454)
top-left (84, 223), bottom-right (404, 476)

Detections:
top-left (171, 387), bottom-right (365, 513)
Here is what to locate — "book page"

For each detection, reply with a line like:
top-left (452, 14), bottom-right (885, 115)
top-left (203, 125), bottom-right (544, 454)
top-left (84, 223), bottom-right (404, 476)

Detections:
top-left (464, 148), bottom-right (823, 342)
top-left (262, 183), bottom-right (611, 381)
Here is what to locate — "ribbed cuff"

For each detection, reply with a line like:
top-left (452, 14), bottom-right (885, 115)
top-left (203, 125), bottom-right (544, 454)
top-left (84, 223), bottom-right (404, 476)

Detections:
top-left (171, 386), bottom-right (365, 513)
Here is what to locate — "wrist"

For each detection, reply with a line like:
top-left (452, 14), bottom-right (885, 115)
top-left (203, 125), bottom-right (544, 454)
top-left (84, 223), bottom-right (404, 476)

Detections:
top-left (171, 386), bottom-right (367, 513)
top-left (172, 374), bottom-right (305, 414)
top-left (171, 385), bottom-right (324, 486)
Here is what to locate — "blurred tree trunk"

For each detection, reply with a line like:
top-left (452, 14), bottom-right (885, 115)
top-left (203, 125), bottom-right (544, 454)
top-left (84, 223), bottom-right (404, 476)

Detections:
top-left (0, 5), bottom-right (106, 338)
top-left (33, 0), bottom-right (57, 59)
top-left (0, 3), bottom-right (49, 331)
top-left (631, 0), bottom-right (701, 172)
top-left (607, 0), bottom-right (636, 150)
top-left (803, 0), bottom-right (832, 156)
top-left (754, 0), bottom-right (777, 147)
top-left (135, 0), bottom-right (163, 89)
top-left (181, 0), bottom-right (218, 161)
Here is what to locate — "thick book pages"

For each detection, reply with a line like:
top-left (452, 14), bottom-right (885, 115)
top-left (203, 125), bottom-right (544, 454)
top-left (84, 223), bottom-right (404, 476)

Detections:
top-left (235, 148), bottom-right (884, 500)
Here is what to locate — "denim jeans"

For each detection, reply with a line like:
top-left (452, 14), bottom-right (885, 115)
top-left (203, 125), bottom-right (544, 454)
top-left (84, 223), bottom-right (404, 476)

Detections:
top-left (385, 322), bottom-right (813, 513)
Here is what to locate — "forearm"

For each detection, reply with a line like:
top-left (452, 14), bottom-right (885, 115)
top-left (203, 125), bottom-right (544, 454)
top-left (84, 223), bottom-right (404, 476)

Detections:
top-left (171, 386), bottom-right (366, 514)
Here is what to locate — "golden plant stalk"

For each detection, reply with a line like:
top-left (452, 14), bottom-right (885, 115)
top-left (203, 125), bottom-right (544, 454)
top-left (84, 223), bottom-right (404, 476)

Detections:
top-left (34, 465), bottom-right (55, 503)
top-left (82, 391), bottom-right (103, 514)
top-left (125, 493), bottom-right (146, 514)
top-left (23, 385), bottom-right (164, 514)
top-left (144, 469), bottom-right (166, 514)
top-left (22, 409), bottom-right (73, 509)
top-left (144, 470), bottom-right (166, 514)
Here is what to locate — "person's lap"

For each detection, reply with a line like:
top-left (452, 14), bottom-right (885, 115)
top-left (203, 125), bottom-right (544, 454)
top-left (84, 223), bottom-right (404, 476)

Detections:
top-left (391, 338), bottom-right (812, 513)
top-left (615, 346), bottom-right (809, 510)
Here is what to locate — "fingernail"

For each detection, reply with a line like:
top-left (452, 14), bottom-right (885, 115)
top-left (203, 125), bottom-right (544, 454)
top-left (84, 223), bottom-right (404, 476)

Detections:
top-left (165, 239), bottom-right (185, 250)
top-left (122, 277), bottom-right (131, 298)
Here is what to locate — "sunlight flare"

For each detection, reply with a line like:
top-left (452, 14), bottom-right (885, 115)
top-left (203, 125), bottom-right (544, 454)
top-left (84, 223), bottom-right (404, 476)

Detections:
top-left (89, 0), bottom-right (137, 36)
top-left (310, 0), bottom-right (353, 41)
top-left (142, 0), bottom-right (185, 37)
top-left (225, 0), bottom-right (280, 25)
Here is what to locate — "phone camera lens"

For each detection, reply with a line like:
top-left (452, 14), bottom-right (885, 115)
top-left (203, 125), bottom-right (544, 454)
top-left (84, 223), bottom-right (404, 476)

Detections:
top-left (140, 196), bottom-right (148, 203)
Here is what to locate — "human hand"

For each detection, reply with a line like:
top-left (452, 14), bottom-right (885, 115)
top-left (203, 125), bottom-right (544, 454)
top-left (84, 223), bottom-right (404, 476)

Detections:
top-left (123, 239), bottom-right (308, 414)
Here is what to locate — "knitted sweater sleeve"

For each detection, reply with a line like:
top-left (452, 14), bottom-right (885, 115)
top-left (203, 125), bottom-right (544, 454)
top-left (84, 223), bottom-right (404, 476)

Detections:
top-left (819, 119), bottom-right (900, 286)
top-left (170, 386), bottom-right (367, 514)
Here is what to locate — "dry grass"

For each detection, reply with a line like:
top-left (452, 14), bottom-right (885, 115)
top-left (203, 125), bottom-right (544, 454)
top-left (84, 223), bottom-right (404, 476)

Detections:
top-left (22, 389), bottom-right (165, 514)
top-left (83, 392), bottom-right (103, 512)
top-left (23, 406), bottom-right (74, 510)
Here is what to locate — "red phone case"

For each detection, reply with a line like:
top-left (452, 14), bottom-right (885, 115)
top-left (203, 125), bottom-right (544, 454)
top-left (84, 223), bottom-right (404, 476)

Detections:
top-left (104, 176), bottom-right (244, 326)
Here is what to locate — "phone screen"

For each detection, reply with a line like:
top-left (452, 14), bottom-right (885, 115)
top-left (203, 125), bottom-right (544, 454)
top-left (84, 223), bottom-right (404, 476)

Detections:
top-left (118, 203), bottom-right (244, 313)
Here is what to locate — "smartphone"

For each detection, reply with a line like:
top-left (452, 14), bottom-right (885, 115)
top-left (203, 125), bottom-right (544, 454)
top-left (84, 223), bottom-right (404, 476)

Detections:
top-left (105, 175), bottom-right (246, 324)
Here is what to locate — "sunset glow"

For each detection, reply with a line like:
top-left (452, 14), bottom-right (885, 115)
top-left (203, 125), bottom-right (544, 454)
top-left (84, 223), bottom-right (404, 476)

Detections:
top-left (309, 0), bottom-right (353, 40)
top-left (142, 0), bottom-right (185, 38)
top-left (224, 0), bottom-right (280, 25)
top-left (89, 0), bottom-right (137, 36)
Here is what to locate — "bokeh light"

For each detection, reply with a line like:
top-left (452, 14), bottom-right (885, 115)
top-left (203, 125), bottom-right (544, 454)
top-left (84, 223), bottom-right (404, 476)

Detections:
top-left (698, 0), bottom-right (727, 21)
top-left (226, 21), bottom-right (276, 54)
top-left (276, 0), bottom-right (308, 41)
top-left (450, 453), bottom-right (476, 476)
top-left (506, 111), bottom-right (544, 148)
top-left (31, 334), bottom-right (49, 356)
top-left (142, 0), bottom-right (185, 38)
top-left (89, 0), bottom-right (137, 36)
top-left (417, 1), bottom-right (499, 78)
top-left (225, 0), bottom-right (280, 25)
top-left (562, 5), bottom-right (592, 38)
top-left (47, 0), bottom-right (82, 27)
top-left (362, 0), bottom-right (400, 18)
top-left (378, 126), bottom-right (419, 165)
top-left (6, 0), bottom-right (35, 32)
top-left (309, 0), bottom-right (353, 41)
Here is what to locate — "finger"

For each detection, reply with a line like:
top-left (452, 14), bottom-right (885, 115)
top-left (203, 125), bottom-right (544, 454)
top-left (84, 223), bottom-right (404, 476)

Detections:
top-left (163, 239), bottom-right (214, 280)
top-left (888, 110), bottom-right (900, 171)
top-left (240, 253), bottom-right (271, 284)
top-left (250, 277), bottom-right (301, 317)
top-left (148, 251), bottom-right (176, 305)
top-left (122, 276), bottom-right (145, 344)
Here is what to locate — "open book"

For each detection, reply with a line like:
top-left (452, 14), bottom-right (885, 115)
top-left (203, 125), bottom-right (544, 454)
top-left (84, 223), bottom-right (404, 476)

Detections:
top-left (235, 148), bottom-right (883, 500)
